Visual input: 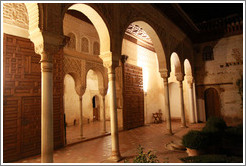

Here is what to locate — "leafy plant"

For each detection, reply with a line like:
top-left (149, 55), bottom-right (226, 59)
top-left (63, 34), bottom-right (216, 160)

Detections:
top-left (236, 75), bottom-right (243, 107)
top-left (202, 117), bottom-right (227, 133)
top-left (182, 130), bottom-right (209, 150)
top-left (133, 145), bottom-right (159, 163)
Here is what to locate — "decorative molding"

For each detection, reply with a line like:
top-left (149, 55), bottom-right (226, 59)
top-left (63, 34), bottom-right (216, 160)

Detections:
top-left (123, 33), bottom-right (155, 52)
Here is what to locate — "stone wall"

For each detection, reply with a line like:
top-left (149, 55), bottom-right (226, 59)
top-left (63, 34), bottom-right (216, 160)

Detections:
top-left (194, 34), bottom-right (243, 124)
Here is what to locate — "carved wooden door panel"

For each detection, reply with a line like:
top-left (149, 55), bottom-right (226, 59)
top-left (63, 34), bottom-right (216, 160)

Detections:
top-left (21, 97), bottom-right (41, 158)
top-left (3, 34), bottom-right (65, 162)
top-left (204, 88), bottom-right (221, 120)
top-left (123, 63), bottom-right (144, 130)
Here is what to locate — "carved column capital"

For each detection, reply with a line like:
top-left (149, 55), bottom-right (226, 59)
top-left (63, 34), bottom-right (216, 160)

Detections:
top-left (30, 30), bottom-right (68, 62)
top-left (186, 75), bottom-right (193, 87)
top-left (121, 55), bottom-right (128, 64)
top-left (99, 88), bottom-right (108, 96)
top-left (75, 85), bottom-right (86, 97)
top-left (99, 51), bottom-right (119, 70)
top-left (159, 68), bottom-right (169, 79)
top-left (175, 72), bottom-right (184, 82)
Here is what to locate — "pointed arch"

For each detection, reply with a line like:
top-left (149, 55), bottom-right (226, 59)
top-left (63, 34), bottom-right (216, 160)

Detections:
top-left (184, 59), bottom-right (192, 76)
top-left (170, 52), bottom-right (182, 74)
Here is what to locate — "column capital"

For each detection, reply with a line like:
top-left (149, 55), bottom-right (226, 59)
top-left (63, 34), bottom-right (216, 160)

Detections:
top-left (186, 75), bottom-right (193, 87)
top-left (121, 55), bottom-right (128, 64)
top-left (75, 85), bottom-right (86, 97)
top-left (99, 88), bottom-right (108, 96)
top-left (99, 51), bottom-right (119, 70)
top-left (30, 30), bottom-right (68, 62)
top-left (159, 68), bottom-right (169, 79)
top-left (175, 72), bottom-right (184, 82)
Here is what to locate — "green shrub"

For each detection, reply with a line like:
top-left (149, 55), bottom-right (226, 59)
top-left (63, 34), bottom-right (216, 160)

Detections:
top-left (182, 130), bottom-right (209, 150)
top-left (202, 117), bottom-right (227, 133)
top-left (225, 124), bottom-right (243, 137)
top-left (133, 145), bottom-right (159, 163)
top-left (180, 154), bottom-right (243, 163)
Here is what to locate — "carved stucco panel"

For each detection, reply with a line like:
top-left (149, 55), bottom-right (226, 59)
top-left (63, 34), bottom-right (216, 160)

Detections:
top-left (3, 3), bottom-right (29, 29)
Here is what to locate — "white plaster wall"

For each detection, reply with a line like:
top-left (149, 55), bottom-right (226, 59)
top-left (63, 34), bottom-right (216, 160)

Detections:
top-left (121, 39), bottom-right (165, 124)
top-left (195, 34), bottom-right (243, 122)
top-left (64, 74), bottom-right (80, 126)
top-left (168, 82), bottom-right (181, 118)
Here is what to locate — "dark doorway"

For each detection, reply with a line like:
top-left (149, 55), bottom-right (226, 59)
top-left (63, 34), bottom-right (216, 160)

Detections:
top-left (92, 96), bottom-right (99, 121)
top-left (204, 88), bottom-right (221, 120)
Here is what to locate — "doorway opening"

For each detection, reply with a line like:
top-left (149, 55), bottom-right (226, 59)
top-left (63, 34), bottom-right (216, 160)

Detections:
top-left (92, 95), bottom-right (100, 121)
top-left (204, 88), bottom-right (221, 120)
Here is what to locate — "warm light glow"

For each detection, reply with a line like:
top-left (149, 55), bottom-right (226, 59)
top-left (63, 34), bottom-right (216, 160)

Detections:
top-left (137, 46), bottom-right (149, 92)
top-left (143, 69), bottom-right (149, 92)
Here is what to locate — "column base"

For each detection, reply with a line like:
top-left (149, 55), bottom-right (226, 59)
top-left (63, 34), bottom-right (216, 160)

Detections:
top-left (166, 129), bottom-right (173, 135)
top-left (181, 125), bottom-right (188, 128)
top-left (80, 136), bottom-right (86, 139)
top-left (101, 131), bottom-right (108, 135)
top-left (107, 152), bottom-right (122, 162)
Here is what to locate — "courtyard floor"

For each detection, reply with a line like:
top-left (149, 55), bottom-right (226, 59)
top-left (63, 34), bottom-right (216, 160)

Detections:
top-left (14, 121), bottom-right (205, 163)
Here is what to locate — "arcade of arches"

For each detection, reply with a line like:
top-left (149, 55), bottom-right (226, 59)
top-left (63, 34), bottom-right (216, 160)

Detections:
top-left (2, 3), bottom-right (243, 163)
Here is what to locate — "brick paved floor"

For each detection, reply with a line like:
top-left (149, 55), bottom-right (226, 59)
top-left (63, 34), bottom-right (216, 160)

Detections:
top-left (14, 121), bottom-right (205, 163)
top-left (66, 120), bottom-right (111, 144)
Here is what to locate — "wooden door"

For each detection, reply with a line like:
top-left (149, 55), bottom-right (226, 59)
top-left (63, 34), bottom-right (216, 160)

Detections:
top-left (204, 88), bottom-right (221, 120)
top-left (123, 63), bottom-right (144, 130)
top-left (21, 97), bottom-right (41, 158)
top-left (93, 108), bottom-right (99, 121)
top-left (3, 34), bottom-right (65, 162)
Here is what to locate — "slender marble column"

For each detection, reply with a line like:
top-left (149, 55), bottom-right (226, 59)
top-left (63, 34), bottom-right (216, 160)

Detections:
top-left (102, 95), bottom-right (106, 133)
top-left (79, 96), bottom-right (84, 138)
top-left (179, 81), bottom-right (187, 127)
top-left (188, 83), bottom-right (196, 123)
top-left (41, 58), bottom-right (53, 163)
top-left (108, 66), bottom-right (121, 161)
top-left (163, 77), bottom-right (172, 134)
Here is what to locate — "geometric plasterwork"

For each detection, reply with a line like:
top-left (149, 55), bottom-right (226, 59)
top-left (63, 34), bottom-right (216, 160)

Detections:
top-left (3, 3), bottom-right (29, 29)
top-left (126, 24), bottom-right (152, 44)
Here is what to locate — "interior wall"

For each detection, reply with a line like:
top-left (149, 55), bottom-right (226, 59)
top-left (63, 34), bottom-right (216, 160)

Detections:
top-left (121, 38), bottom-right (165, 124)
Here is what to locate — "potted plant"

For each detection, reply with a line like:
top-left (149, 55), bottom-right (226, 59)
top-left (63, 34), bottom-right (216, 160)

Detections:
top-left (182, 130), bottom-right (209, 156)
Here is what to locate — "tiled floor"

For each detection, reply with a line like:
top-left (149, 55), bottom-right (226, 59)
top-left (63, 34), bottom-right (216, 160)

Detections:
top-left (14, 121), bottom-right (205, 163)
top-left (66, 120), bottom-right (111, 144)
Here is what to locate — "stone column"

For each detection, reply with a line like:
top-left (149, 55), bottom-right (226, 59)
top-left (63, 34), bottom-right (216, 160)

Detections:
top-left (161, 69), bottom-right (172, 135)
top-left (75, 86), bottom-right (86, 139)
top-left (102, 95), bottom-right (106, 133)
top-left (79, 95), bottom-right (84, 138)
top-left (193, 82), bottom-right (198, 123)
top-left (107, 65), bottom-right (121, 161)
top-left (40, 54), bottom-right (53, 163)
top-left (100, 88), bottom-right (107, 134)
top-left (30, 30), bottom-right (67, 163)
top-left (176, 73), bottom-right (186, 128)
top-left (187, 76), bottom-right (196, 123)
